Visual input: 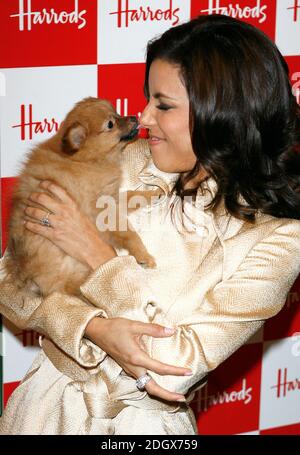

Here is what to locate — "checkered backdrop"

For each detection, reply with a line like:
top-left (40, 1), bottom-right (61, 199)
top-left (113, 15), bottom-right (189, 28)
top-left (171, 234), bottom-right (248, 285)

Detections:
top-left (0, 0), bottom-right (299, 435)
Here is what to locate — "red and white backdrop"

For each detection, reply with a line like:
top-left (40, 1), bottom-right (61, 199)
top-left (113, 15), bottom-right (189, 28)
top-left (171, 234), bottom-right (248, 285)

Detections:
top-left (0, 0), bottom-right (299, 435)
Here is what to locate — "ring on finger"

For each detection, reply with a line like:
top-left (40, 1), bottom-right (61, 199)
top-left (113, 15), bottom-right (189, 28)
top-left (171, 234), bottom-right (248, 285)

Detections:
top-left (136, 373), bottom-right (152, 391)
top-left (40, 211), bottom-right (52, 228)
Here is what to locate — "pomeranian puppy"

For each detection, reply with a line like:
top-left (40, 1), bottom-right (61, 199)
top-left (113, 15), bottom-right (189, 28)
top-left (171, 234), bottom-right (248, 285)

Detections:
top-left (2, 97), bottom-right (159, 297)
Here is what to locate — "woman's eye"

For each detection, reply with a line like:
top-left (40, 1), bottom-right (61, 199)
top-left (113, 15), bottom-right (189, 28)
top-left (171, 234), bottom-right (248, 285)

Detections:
top-left (107, 120), bottom-right (114, 129)
top-left (156, 104), bottom-right (171, 111)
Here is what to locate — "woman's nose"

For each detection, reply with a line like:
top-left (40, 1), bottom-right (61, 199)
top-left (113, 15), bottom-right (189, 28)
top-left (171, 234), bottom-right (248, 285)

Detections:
top-left (139, 103), bottom-right (155, 128)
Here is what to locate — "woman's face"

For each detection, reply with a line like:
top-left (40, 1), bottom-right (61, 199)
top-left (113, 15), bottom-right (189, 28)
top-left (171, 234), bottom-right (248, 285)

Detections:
top-left (139, 59), bottom-right (197, 174)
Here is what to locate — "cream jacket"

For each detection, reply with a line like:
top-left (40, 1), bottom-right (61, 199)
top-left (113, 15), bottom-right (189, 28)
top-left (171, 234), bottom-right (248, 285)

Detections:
top-left (0, 138), bottom-right (300, 434)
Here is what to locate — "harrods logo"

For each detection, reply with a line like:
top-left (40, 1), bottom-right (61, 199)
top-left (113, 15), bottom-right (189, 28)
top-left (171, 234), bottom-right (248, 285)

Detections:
top-left (195, 378), bottom-right (253, 412)
top-left (10, 0), bottom-right (87, 31)
top-left (11, 102), bottom-right (144, 143)
top-left (271, 368), bottom-right (300, 398)
top-left (200, 0), bottom-right (268, 23)
top-left (116, 98), bottom-right (129, 116)
top-left (288, 0), bottom-right (300, 22)
top-left (12, 104), bottom-right (59, 141)
top-left (109, 0), bottom-right (180, 28)
top-left (15, 330), bottom-right (41, 347)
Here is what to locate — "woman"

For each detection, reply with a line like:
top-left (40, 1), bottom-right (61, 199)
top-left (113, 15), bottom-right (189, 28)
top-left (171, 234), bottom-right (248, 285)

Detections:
top-left (0, 14), bottom-right (300, 435)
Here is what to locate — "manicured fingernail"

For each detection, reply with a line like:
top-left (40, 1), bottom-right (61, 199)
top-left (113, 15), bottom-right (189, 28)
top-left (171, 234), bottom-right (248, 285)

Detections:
top-left (177, 398), bottom-right (186, 402)
top-left (164, 327), bottom-right (175, 334)
top-left (184, 371), bottom-right (193, 376)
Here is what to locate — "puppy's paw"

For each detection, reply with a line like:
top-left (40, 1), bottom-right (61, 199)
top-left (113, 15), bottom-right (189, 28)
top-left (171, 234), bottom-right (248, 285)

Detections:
top-left (137, 255), bottom-right (157, 269)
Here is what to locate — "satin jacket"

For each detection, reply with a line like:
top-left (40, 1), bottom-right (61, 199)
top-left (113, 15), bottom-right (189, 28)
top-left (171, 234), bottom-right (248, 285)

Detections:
top-left (1, 138), bottom-right (300, 419)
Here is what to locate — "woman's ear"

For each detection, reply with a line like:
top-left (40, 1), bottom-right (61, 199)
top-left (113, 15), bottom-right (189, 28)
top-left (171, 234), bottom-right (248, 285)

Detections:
top-left (61, 122), bottom-right (87, 155)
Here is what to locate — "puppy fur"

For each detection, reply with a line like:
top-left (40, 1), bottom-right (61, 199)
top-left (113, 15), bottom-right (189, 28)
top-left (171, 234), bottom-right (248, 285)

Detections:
top-left (2, 97), bottom-right (160, 297)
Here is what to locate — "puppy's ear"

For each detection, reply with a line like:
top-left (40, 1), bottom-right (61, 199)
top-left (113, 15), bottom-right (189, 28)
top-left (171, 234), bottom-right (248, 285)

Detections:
top-left (61, 122), bottom-right (87, 155)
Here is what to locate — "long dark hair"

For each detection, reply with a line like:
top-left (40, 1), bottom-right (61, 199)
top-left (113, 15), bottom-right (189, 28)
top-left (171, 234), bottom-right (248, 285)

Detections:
top-left (144, 14), bottom-right (300, 222)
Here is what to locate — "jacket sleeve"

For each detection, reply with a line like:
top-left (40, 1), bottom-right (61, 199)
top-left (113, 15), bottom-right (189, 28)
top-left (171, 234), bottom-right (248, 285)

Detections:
top-left (0, 252), bottom-right (109, 368)
top-left (78, 220), bottom-right (300, 395)
top-left (0, 139), bottom-right (152, 370)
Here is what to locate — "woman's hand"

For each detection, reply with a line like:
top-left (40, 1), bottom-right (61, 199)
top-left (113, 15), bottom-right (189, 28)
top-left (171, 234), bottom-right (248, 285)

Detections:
top-left (23, 180), bottom-right (117, 269)
top-left (85, 316), bottom-right (191, 402)
top-left (24, 181), bottom-right (189, 402)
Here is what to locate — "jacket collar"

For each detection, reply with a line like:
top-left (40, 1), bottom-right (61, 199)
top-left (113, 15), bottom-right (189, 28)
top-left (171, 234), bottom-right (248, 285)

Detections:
top-left (137, 156), bottom-right (246, 243)
top-left (135, 149), bottom-right (280, 283)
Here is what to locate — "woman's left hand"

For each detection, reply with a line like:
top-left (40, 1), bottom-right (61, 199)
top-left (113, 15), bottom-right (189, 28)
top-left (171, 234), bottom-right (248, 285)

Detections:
top-left (23, 180), bottom-right (117, 270)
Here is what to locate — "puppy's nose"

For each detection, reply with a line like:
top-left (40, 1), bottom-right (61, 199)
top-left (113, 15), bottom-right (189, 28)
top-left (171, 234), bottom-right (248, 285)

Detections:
top-left (127, 116), bottom-right (138, 127)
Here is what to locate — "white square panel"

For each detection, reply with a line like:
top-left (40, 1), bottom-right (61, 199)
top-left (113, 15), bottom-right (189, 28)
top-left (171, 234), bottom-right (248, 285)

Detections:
top-left (98, 0), bottom-right (191, 64)
top-left (0, 65), bottom-right (97, 178)
top-left (2, 322), bottom-right (40, 383)
top-left (275, 0), bottom-right (300, 56)
top-left (260, 337), bottom-right (300, 430)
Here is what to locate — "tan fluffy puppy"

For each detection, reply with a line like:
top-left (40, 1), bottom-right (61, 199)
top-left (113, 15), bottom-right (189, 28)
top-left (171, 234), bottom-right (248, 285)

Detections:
top-left (2, 97), bottom-right (158, 297)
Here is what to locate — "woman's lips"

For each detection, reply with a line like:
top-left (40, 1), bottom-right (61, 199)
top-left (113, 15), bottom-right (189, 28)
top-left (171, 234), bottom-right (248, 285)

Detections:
top-left (148, 136), bottom-right (164, 146)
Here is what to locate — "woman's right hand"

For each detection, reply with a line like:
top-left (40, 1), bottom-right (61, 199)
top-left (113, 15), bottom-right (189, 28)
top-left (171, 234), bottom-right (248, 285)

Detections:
top-left (85, 316), bottom-right (191, 402)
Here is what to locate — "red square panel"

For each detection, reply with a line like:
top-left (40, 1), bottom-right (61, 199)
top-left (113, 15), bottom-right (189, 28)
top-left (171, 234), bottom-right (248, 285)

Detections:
top-left (3, 382), bottom-right (21, 409)
top-left (190, 0), bottom-right (276, 40)
top-left (1, 177), bottom-right (19, 255)
top-left (0, 0), bottom-right (97, 68)
top-left (285, 56), bottom-right (300, 105)
top-left (98, 63), bottom-right (146, 117)
top-left (190, 343), bottom-right (263, 435)
top-left (260, 422), bottom-right (300, 435)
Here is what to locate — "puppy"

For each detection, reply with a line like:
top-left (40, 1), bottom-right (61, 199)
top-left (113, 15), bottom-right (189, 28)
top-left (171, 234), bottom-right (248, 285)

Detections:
top-left (2, 97), bottom-right (160, 297)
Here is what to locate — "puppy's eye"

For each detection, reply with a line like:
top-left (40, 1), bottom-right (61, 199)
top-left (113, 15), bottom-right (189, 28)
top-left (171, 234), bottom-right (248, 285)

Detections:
top-left (107, 120), bottom-right (114, 129)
